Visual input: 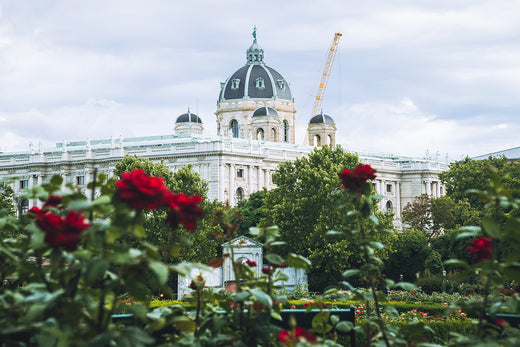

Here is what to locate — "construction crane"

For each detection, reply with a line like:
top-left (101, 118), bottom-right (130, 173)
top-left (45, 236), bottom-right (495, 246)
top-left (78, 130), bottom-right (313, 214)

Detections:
top-left (310, 32), bottom-right (342, 119)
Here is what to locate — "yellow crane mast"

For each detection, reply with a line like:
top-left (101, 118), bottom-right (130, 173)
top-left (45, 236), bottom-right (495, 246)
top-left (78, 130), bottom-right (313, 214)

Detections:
top-left (310, 32), bottom-right (342, 119)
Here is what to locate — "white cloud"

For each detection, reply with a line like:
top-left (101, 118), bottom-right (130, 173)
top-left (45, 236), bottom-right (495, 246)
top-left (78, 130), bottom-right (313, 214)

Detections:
top-left (331, 99), bottom-right (520, 160)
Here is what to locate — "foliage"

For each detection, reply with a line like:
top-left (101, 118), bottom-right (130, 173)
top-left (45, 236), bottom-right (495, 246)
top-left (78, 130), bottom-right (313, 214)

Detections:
top-left (261, 145), bottom-right (359, 257)
top-left (384, 229), bottom-right (429, 282)
top-left (439, 156), bottom-right (520, 210)
top-left (425, 250), bottom-right (443, 275)
top-left (113, 155), bottom-right (222, 264)
top-left (0, 181), bottom-right (15, 216)
top-left (402, 194), bottom-right (480, 240)
top-left (232, 189), bottom-right (266, 236)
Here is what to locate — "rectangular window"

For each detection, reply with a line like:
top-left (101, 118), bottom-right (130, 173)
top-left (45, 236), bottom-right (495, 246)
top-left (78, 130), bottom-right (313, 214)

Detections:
top-left (231, 79), bottom-right (240, 90)
top-left (256, 78), bottom-right (265, 90)
top-left (386, 184), bottom-right (392, 193)
top-left (20, 179), bottom-right (29, 189)
top-left (237, 169), bottom-right (244, 178)
top-left (76, 176), bottom-right (85, 186)
top-left (277, 79), bottom-right (286, 90)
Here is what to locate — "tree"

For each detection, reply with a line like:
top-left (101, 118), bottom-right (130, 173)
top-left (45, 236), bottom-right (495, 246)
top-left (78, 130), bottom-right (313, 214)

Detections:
top-left (402, 194), bottom-right (479, 241)
top-left (114, 155), bottom-right (222, 263)
top-left (384, 230), bottom-right (429, 282)
top-left (439, 156), bottom-right (520, 210)
top-left (233, 189), bottom-right (267, 236)
top-left (261, 145), bottom-right (359, 257)
top-left (0, 182), bottom-right (15, 216)
top-left (260, 146), bottom-right (397, 291)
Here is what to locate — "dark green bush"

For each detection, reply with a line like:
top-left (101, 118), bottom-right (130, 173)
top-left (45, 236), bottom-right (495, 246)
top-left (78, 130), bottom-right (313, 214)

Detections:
top-left (416, 274), bottom-right (444, 294)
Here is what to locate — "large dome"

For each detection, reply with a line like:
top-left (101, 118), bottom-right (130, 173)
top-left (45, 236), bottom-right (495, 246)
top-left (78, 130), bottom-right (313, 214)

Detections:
top-left (218, 37), bottom-right (292, 102)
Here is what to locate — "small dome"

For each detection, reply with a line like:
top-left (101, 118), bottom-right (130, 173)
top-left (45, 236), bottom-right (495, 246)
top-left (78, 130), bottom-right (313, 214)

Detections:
top-left (253, 106), bottom-right (279, 117)
top-left (176, 109), bottom-right (202, 124)
top-left (309, 112), bottom-right (335, 124)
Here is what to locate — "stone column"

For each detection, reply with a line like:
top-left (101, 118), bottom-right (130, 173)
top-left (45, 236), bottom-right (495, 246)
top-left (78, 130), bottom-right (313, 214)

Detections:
top-left (248, 165), bottom-right (253, 195)
top-left (229, 164), bottom-right (234, 204)
top-left (219, 162), bottom-right (225, 202)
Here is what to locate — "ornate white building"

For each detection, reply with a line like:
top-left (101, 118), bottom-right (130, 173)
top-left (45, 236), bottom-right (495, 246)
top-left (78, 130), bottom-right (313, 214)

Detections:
top-left (0, 33), bottom-right (447, 224)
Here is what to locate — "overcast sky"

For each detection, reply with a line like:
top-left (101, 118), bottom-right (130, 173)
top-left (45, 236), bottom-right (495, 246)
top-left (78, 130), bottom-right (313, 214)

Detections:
top-left (0, 1), bottom-right (519, 161)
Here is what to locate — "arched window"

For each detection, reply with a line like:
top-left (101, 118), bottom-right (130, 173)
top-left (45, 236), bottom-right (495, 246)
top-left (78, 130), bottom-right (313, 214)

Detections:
top-left (283, 120), bottom-right (289, 142)
top-left (235, 187), bottom-right (244, 202)
top-left (271, 128), bottom-right (277, 142)
top-left (256, 128), bottom-right (264, 141)
top-left (20, 199), bottom-right (29, 214)
top-left (230, 120), bottom-right (239, 138)
top-left (313, 134), bottom-right (321, 146)
top-left (386, 200), bottom-right (393, 212)
top-left (328, 134), bottom-right (333, 145)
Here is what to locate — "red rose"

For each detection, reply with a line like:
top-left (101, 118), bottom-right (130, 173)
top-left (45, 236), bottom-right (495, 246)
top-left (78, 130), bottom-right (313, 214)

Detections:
top-left (245, 259), bottom-right (257, 267)
top-left (189, 275), bottom-right (205, 290)
top-left (115, 169), bottom-right (169, 210)
top-left (166, 192), bottom-right (203, 231)
top-left (33, 209), bottom-right (90, 251)
top-left (42, 194), bottom-right (63, 208)
top-left (278, 327), bottom-right (316, 343)
top-left (468, 237), bottom-right (492, 261)
top-left (339, 164), bottom-right (377, 193)
top-left (262, 267), bottom-right (274, 275)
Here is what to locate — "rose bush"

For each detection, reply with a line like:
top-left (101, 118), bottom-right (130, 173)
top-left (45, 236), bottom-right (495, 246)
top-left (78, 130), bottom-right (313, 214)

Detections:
top-left (2, 163), bottom-right (520, 346)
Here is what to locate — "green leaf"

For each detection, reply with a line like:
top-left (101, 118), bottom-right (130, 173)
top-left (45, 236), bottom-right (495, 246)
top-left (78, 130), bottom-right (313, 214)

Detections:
top-left (286, 253), bottom-right (311, 269)
top-left (250, 288), bottom-right (272, 307)
top-left (384, 306), bottom-right (399, 319)
top-left (86, 258), bottom-right (107, 284)
top-left (336, 321), bottom-right (353, 333)
top-left (271, 311), bottom-right (283, 321)
top-left (264, 253), bottom-right (284, 265)
top-left (93, 195), bottom-right (111, 206)
top-left (395, 282), bottom-right (418, 291)
top-left (172, 316), bottom-right (196, 332)
top-left (50, 175), bottom-right (63, 186)
top-left (249, 227), bottom-right (261, 236)
top-left (444, 259), bottom-right (469, 268)
top-left (327, 230), bottom-right (343, 236)
top-left (456, 231), bottom-right (477, 240)
top-left (68, 199), bottom-right (92, 211)
top-left (149, 261), bottom-right (169, 285)
top-left (368, 241), bottom-right (384, 250)
top-left (234, 291), bottom-right (251, 302)
top-left (342, 269), bottom-right (360, 278)
top-left (482, 217), bottom-right (501, 238)
top-left (368, 215), bottom-right (379, 226)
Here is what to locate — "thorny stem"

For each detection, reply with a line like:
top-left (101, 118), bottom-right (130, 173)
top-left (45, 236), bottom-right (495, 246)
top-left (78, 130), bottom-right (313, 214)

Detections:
top-left (477, 238), bottom-right (496, 335)
top-left (359, 208), bottom-right (390, 347)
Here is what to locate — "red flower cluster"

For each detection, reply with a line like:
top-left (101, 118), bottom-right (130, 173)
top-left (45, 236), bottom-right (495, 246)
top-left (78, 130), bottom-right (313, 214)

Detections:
top-left (245, 259), bottom-right (257, 267)
top-left (165, 192), bottom-right (203, 231)
top-left (278, 327), bottom-right (316, 344)
top-left (115, 169), bottom-right (203, 231)
top-left (468, 236), bottom-right (492, 261)
top-left (30, 207), bottom-right (90, 251)
top-left (115, 169), bottom-right (170, 210)
top-left (339, 164), bottom-right (377, 192)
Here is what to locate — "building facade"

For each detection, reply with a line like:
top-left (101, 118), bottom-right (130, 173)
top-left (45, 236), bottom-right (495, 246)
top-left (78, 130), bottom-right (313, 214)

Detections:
top-left (0, 33), bottom-right (447, 224)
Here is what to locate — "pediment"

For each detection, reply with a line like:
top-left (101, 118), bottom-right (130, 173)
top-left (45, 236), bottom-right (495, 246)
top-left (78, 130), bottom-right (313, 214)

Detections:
top-left (222, 235), bottom-right (263, 248)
